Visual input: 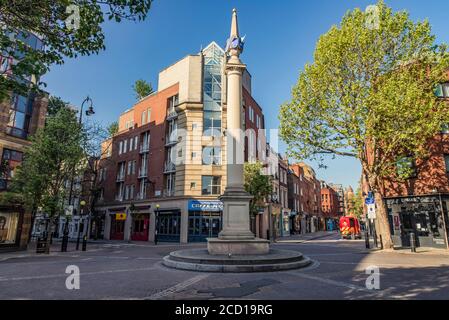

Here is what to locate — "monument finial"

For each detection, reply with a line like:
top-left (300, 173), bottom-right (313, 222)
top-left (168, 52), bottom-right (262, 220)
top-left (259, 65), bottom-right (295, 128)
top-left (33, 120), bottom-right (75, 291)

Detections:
top-left (230, 8), bottom-right (239, 38)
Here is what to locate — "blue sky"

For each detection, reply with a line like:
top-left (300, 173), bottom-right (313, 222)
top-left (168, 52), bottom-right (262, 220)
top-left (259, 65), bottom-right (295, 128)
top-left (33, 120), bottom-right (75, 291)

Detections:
top-left (42, 0), bottom-right (449, 190)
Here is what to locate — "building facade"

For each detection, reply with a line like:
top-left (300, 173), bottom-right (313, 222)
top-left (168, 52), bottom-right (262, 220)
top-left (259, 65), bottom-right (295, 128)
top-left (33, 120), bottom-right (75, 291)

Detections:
top-left (95, 42), bottom-right (267, 244)
top-left (0, 31), bottom-right (48, 251)
top-left (320, 181), bottom-right (340, 230)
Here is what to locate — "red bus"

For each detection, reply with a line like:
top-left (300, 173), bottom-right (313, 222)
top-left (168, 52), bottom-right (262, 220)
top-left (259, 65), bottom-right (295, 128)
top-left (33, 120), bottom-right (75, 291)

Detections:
top-left (339, 216), bottom-right (362, 239)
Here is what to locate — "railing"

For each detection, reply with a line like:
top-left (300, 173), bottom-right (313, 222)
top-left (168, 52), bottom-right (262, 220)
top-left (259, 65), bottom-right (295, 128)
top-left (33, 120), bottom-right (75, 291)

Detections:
top-left (163, 162), bottom-right (176, 173)
top-left (163, 189), bottom-right (175, 197)
top-left (138, 168), bottom-right (148, 178)
top-left (165, 131), bottom-right (178, 146)
top-left (139, 143), bottom-right (150, 153)
top-left (166, 108), bottom-right (178, 120)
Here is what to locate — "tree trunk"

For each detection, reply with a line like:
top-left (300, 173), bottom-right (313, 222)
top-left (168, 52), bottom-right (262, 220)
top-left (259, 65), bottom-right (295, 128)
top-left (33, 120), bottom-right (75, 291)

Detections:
top-left (374, 191), bottom-right (394, 249)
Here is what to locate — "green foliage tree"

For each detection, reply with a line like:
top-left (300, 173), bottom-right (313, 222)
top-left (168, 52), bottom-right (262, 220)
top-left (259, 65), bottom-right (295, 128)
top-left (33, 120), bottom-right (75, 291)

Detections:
top-left (107, 121), bottom-right (119, 137)
top-left (352, 187), bottom-right (364, 219)
top-left (0, 0), bottom-right (153, 101)
top-left (11, 107), bottom-right (85, 252)
top-left (47, 96), bottom-right (69, 117)
top-left (244, 162), bottom-right (272, 219)
top-left (279, 1), bottom-right (449, 249)
top-left (132, 79), bottom-right (154, 100)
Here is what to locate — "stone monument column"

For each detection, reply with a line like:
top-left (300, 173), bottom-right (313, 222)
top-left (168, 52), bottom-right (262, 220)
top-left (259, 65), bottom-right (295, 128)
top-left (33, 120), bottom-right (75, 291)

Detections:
top-left (207, 9), bottom-right (269, 254)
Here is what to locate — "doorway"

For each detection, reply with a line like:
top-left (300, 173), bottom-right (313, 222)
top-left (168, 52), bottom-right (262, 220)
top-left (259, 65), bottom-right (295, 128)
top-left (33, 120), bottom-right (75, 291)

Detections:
top-left (131, 214), bottom-right (149, 241)
top-left (188, 211), bottom-right (221, 242)
top-left (110, 215), bottom-right (125, 240)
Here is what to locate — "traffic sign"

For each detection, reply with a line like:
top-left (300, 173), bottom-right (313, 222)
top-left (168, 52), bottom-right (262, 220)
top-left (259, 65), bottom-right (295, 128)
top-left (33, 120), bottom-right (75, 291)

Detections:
top-left (367, 203), bottom-right (376, 219)
top-left (365, 197), bottom-right (375, 205)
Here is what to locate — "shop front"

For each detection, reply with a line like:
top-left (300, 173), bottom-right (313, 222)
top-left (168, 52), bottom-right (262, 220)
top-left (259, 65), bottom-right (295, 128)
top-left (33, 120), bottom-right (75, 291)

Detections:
top-left (110, 212), bottom-right (126, 240)
top-left (156, 209), bottom-right (181, 242)
top-left (385, 195), bottom-right (449, 249)
top-left (187, 200), bottom-right (223, 242)
top-left (131, 213), bottom-right (150, 241)
top-left (0, 206), bottom-right (28, 251)
top-left (280, 209), bottom-right (291, 236)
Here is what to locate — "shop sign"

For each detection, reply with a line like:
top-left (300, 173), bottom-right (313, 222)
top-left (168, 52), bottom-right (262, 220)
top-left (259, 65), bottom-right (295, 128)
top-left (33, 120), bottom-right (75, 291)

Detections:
top-left (188, 200), bottom-right (223, 212)
top-left (116, 213), bottom-right (127, 221)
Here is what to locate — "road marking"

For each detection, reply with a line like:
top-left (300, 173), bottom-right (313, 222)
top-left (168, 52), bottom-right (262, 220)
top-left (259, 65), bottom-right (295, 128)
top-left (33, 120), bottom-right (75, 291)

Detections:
top-left (285, 271), bottom-right (371, 292)
top-left (0, 267), bottom-right (156, 282)
top-left (318, 260), bottom-right (449, 268)
top-left (145, 274), bottom-right (209, 300)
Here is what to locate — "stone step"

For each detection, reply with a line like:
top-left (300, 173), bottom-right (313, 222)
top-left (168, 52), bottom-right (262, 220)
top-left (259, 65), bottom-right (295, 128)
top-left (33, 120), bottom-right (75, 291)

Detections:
top-left (163, 255), bottom-right (311, 273)
top-left (167, 249), bottom-right (305, 265)
top-left (162, 248), bottom-right (312, 273)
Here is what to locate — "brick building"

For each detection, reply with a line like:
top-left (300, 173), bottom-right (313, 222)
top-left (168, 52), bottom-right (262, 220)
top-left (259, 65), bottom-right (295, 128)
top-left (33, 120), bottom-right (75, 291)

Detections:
top-left (289, 163), bottom-right (323, 233)
top-left (362, 82), bottom-right (449, 249)
top-left (320, 181), bottom-right (340, 230)
top-left (95, 42), bottom-right (267, 243)
top-left (0, 32), bottom-right (48, 251)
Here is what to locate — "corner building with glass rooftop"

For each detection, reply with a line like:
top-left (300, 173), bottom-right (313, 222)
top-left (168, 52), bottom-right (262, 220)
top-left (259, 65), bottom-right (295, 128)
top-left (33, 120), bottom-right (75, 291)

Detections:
top-left (95, 42), bottom-right (268, 243)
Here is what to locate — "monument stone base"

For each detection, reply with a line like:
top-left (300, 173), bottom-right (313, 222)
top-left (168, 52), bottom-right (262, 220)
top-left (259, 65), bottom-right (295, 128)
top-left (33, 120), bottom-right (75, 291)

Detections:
top-left (207, 238), bottom-right (270, 255)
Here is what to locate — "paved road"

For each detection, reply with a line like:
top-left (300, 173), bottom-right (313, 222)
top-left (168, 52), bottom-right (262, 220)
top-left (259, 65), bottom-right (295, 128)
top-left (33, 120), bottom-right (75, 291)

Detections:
top-left (1, 233), bottom-right (448, 300)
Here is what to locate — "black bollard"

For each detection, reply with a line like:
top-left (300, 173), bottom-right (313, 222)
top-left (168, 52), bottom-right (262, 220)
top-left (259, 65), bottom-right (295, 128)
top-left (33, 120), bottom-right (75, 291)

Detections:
top-left (410, 232), bottom-right (417, 253)
top-left (379, 235), bottom-right (383, 250)
top-left (61, 234), bottom-right (68, 252)
top-left (365, 231), bottom-right (370, 249)
top-left (76, 232), bottom-right (81, 250)
top-left (82, 235), bottom-right (87, 251)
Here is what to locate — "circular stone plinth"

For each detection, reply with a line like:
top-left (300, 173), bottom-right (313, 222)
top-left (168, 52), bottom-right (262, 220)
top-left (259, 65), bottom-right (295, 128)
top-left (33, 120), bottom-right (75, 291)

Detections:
top-left (162, 248), bottom-right (312, 273)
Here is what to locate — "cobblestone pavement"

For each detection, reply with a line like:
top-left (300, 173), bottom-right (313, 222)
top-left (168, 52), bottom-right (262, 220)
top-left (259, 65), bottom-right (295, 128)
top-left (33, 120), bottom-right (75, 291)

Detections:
top-left (1, 232), bottom-right (448, 300)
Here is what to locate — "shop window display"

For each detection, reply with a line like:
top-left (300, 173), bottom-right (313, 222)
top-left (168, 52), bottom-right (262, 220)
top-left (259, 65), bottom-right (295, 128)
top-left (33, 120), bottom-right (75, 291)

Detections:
top-left (0, 212), bottom-right (19, 244)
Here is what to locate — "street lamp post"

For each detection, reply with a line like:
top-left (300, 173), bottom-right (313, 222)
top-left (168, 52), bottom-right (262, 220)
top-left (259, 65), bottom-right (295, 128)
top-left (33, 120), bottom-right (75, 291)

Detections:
top-left (67, 96), bottom-right (95, 226)
top-left (76, 200), bottom-right (86, 250)
top-left (154, 204), bottom-right (160, 245)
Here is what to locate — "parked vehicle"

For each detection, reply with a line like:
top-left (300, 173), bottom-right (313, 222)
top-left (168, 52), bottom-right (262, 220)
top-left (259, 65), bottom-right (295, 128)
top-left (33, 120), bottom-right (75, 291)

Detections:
top-left (339, 216), bottom-right (361, 239)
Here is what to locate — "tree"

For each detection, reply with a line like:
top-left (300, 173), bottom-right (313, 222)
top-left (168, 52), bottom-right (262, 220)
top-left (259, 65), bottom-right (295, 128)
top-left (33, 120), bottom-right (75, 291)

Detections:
top-left (47, 96), bottom-right (69, 117)
top-left (132, 79), bottom-right (153, 100)
top-left (279, 1), bottom-right (449, 249)
top-left (107, 121), bottom-right (118, 137)
top-left (0, 0), bottom-right (153, 101)
top-left (11, 107), bottom-right (85, 252)
top-left (244, 162), bottom-right (273, 220)
top-left (352, 187), bottom-right (364, 219)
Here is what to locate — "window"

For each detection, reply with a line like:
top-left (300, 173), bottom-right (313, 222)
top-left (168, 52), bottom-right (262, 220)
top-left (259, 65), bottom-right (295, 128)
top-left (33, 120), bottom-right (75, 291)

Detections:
top-left (248, 106), bottom-right (254, 122)
top-left (201, 176), bottom-right (221, 195)
top-left (134, 136), bottom-right (138, 150)
top-left (129, 138), bottom-right (133, 152)
top-left (8, 93), bottom-right (32, 138)
top-left (444, 155), bottom-right (449, 173)
top-left (147, 109), bottom-right (151, 123)
top-left (118, 141), bottom-right (123, 155)
top-left (202, 146), bottom-right (221, 165)
top-left (435, 83), bottom-right (449, 98)
top-left (256, 115), bottom-right (260, 128)
top-left (123, 140), bottom-right (127, 153)
top-left (396, 156), bottom-right (417, 178)
top-left (203, 111), bottom-right (221, 136)
top-left (141, 111), bottom-right (146, 125)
